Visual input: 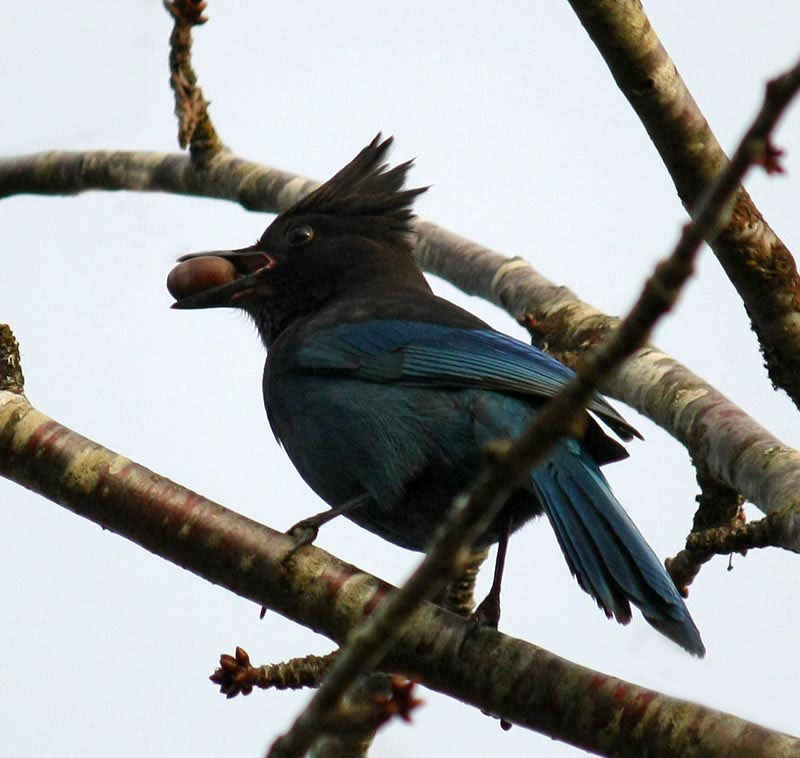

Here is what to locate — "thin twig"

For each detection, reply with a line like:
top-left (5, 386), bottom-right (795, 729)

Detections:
top-left (687, 514), bottom-right (780, 555)
top-left (210, 647), bottom-right (338, 698)
top-left (666, 465), bottom-right (745, 595)
top-left (0, 325), bottom-right (24, 393)
top-left (266, 54), bottom-right (800, 758)
top-left (163, 0), bottom-right (223, 159)
top-left (307, 675), bottom-right (421, 758)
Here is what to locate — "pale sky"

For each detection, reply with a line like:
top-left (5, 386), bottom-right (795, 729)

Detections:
top-left (2, 2), bottom-right (799, 756)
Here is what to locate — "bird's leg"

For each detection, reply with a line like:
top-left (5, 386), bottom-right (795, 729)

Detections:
top-left (263, 494), bottom-right (373, 617)
top-left (456, 516), bottom-right (512, 655)
top-left (471, 515), bottom-right (512, 630)
top-left (286, 493), bottom-right (371, 549)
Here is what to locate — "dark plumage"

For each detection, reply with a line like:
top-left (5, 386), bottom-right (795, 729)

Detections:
top-left (169, 135), bottom-right (705, 656)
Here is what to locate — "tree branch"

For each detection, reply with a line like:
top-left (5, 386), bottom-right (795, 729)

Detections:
top-left (1, 387), bottom-right (798, 757)
top-left (666, 466), bottom-right (745, 595)
top-left (416, 230), bottom-right (800, 547)
top-left (566, 0), bottom-right (800, 408)
top-left (0, 325), bottom-right (24, 393)
top-left (210, 647), bottom-right (338, 698)
top-left (306, 675), bottom-right (420, 758)
top-left (163, 0), bottom-right (223, 159)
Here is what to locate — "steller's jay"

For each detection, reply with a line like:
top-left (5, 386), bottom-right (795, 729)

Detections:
top-left (168, 135), bottom-right (704, 656)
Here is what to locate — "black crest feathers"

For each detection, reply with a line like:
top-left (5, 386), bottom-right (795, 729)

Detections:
top-left (285, 134), bottom-right (428, 240)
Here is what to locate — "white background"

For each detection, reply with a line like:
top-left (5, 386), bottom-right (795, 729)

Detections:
top-left (2, 2), bottom-right (799, 756)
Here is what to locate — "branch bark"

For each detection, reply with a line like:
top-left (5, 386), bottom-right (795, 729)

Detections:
top-left (1, 389), bottom-right (798, 757)
top-left (566, 0), bottom-right (800, 408)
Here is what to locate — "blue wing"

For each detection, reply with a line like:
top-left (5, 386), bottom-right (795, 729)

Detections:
top-left (295, 319), bottom-right (639, 440)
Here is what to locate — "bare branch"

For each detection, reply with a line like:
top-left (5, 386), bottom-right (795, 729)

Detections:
top-left (566, 0), bottom-right (800, 408)
top-left (0, 149), bottom-right (310, 208)
top-left (0, 325), bottom-right (24, 394)
top-left (687, 515), bottom-right (781, 555)
top-left (666, 469), bottom-right (745, 595)
top-left (163, 0), bottom-right (223, 159)
top-left (210, 647), bottom-right (338, 698)
top-left (1, 386), bottom-right (798, 756)
top-left (306, 675), bottom-right (421, 758)
top-left (418, 233), bottom-right (800, 546)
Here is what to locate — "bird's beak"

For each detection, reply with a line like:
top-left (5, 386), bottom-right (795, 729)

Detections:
top-left (168, 246), bottom-right (277, 310)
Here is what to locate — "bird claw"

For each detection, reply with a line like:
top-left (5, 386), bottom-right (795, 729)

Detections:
top-left (458, 595), bottom-right (501, 656)
top-left (287, 518), bottom-right (320, 548)
top-left (471, 592), bottom-right (501, 630)
top-left (282, 498), bottom-right (369, 561)
top-left (281, 518), bottom-right (322, 567)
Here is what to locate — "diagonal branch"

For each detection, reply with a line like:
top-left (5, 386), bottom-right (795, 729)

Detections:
top-left (566, 0), bottom-right (800, 408)
top-left (0, 386), bottom-right (797, 757)
top-left (267, 58), bottom-right (800, 756)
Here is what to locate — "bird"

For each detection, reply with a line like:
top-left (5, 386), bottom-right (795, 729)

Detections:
top-left (167, 134), bottom-right (705, 656)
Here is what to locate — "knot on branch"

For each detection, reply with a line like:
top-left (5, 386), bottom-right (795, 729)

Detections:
top-left (666, 466), bottom-right (745, 596)
top-left (0, 324), bottom-right (24, 393)
top-left (163, 0), bottom-right (208, 26)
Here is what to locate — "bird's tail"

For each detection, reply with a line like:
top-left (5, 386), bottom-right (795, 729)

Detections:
top-left (531, 440), bottom-right (705, 657)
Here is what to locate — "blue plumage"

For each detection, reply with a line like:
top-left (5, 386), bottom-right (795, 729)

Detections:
top-left (294, 319), bottom-right (638, 440)
top-left (170, 135), bottom-right (705, 656)
top-left (264, 313), bottom-right (704, 655)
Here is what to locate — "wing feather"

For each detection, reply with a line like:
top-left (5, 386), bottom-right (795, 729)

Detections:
top-left (297, 320), bottom-right (639, 440)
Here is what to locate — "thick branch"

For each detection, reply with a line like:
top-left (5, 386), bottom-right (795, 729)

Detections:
top-left (0, 390), bottom-right (797, 757)
top-left (566, 0), bottom-right (800, 407)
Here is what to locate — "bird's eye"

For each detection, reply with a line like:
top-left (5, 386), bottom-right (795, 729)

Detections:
top-left (286, 224), bottom-right (314, 246)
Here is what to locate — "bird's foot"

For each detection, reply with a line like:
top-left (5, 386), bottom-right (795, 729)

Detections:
top-left (471, 592), bottom-right (501, 630)
top-left (282, 496), bottom-right (371, 565)
top-left (281, 514), bottom-right (326, 568)
top-left (458, 592), bottom-right (501, 656)
top-left (466, 596), bottom-right (512, 731)
top-left (286, 516), bottom-right (322, 549)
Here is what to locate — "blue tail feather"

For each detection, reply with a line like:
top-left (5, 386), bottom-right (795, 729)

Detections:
top-left (532, 440), bottom-right (705, 657)
top-left (534, 473), bottom-right (632, 622)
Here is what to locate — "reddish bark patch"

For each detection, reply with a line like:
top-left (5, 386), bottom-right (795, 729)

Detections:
top-left (363, 584), bottom-right (389, 617)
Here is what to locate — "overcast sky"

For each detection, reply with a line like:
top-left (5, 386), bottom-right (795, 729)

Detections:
top-left (2, 2), bottom-right (799, 756)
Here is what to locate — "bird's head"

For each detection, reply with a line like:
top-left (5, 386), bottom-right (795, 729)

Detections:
top-left (168, 135), bottom-right (429, 344)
